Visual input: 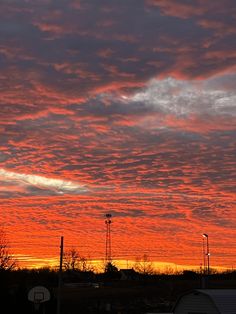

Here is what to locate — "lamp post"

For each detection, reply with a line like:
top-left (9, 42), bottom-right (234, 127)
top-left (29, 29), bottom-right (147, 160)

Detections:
top-left (202, 233), bottom-right (210, 275)
top-left (202, 236), bottom-right (206, 273)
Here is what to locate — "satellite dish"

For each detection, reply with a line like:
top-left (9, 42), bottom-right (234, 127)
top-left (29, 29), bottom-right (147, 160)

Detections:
top-left (28, 286), bottom-right (50, 304)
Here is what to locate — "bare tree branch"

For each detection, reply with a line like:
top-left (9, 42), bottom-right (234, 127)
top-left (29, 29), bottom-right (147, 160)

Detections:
top-left (0, 229), bottom-right (17, 270)
top-left (63, 248), bottom-right (93, 272)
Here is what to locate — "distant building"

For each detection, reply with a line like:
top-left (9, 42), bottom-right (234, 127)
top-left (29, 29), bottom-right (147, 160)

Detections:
top-left (119, 268), bottom-right (138, 280)
top-left (172, 289), bottom-right (236, 314)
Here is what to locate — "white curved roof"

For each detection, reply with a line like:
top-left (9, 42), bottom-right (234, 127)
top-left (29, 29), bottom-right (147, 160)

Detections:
top-left (195, 289), bottom-right (236, 314)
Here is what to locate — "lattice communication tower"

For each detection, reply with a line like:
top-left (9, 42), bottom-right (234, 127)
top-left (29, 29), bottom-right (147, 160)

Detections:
top-left (105, 213), bottom-right (112, 264)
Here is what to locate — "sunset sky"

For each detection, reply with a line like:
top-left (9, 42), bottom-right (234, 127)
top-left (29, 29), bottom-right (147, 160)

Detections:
top-left (0, 0), bottom-right (235, 270)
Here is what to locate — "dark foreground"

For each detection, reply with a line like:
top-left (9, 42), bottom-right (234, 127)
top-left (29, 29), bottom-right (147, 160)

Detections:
top-left (1, 269), bottom-right (236, 313)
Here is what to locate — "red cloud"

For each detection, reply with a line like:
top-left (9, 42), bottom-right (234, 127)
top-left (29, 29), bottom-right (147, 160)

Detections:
top-left (146, 0), bottom-right (232, 18)
top-left (0, 0), bottom-right (235, 269)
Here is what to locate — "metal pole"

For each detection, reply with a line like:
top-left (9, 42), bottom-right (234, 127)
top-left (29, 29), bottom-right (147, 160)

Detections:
top-left (57, 236), bottom-right (64, 314)
top-left (202, 237), bottom-right (206, 274)
top-left (206, 236), bottom-right (210, 275)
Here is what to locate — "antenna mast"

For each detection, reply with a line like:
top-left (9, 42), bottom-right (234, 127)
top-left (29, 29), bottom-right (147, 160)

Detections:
top-left (105, 213), bottom-right (112, 264)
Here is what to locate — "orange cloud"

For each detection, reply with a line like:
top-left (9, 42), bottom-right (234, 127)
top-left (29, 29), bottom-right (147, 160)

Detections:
top-left (0, 0), bottom-right (235, 270)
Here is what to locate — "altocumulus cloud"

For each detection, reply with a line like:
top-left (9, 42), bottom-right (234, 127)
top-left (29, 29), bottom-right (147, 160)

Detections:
top-left (0, 168), bottom-right (88, 194)
top-left (129, 77), bottom-right (236, 116)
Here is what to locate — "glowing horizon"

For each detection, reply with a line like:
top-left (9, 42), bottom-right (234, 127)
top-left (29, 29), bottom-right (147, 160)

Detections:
top-left (13, 253), bottom-right (230, 274)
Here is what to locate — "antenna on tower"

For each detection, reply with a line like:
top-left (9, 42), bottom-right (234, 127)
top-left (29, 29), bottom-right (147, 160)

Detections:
top-left (105, 213), bottom-right (112, 264)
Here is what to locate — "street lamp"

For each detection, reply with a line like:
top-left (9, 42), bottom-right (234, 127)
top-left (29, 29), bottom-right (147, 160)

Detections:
top-left (202, 233), bottom-right (210, 275)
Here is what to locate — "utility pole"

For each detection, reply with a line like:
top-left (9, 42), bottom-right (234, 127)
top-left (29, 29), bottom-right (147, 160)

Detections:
top-left (57, 236), bottom-right (64, 314)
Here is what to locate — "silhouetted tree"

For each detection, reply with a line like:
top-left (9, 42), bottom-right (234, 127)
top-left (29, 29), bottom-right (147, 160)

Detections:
top-left (105, 262), bottom-right (118, 273)
top-left (162, 265), bottom-right (178, 275)
top-left (103, 262), bottom-right (120, 280)
top-left (63, 248), bottom-right (93, 272)
top-left (63, 248), bottom-right (79, 271)
top-left (0, 229), bottom-right (17, 270)
top-left (134, 254), bottom-right (155, 275)
top-left (78, 256), bottom-right (94, 272)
